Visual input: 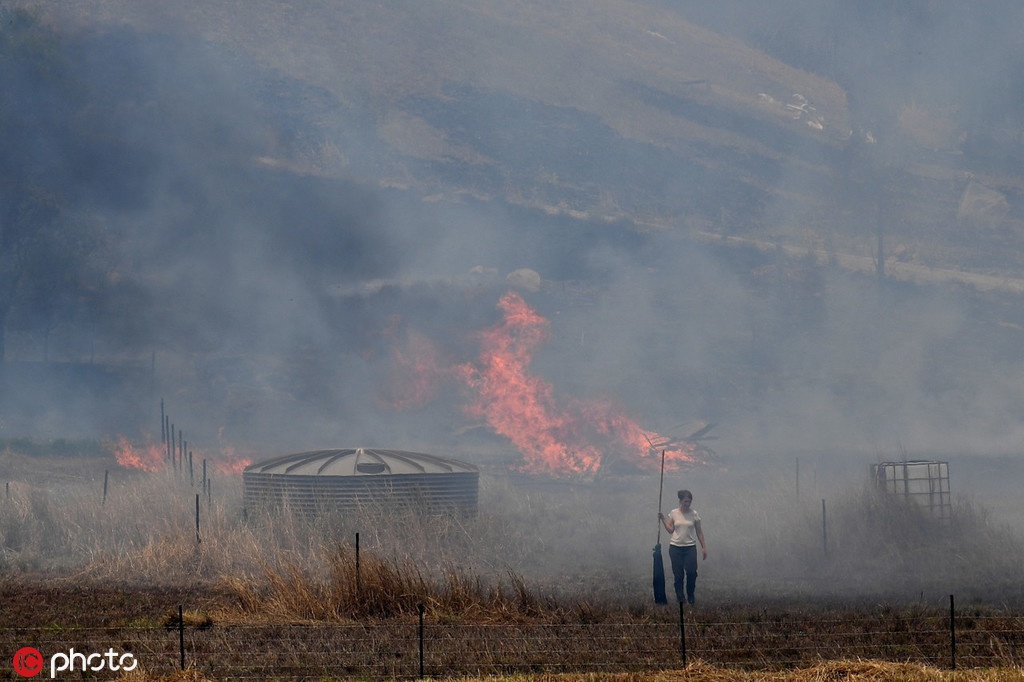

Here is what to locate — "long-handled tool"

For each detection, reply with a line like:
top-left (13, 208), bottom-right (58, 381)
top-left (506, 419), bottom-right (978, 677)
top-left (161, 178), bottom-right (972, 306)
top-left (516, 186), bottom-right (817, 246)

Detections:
top-left (652, 449), bottom-right (667, 604)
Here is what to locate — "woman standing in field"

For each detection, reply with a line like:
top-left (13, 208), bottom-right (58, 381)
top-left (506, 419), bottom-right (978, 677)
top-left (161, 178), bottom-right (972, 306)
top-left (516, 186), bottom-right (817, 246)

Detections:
top-left (658, 489), bottom-right (707, 605)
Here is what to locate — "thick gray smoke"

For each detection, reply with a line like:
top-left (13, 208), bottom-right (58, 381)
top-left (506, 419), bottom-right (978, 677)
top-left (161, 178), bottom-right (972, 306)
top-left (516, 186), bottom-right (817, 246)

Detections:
top-left (3, 0), bottom-right (1024, 483)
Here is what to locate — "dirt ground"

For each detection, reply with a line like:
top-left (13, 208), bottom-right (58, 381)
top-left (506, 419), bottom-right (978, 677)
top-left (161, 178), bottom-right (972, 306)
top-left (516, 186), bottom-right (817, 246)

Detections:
top-left (0, 580), bottom-right (234, 628)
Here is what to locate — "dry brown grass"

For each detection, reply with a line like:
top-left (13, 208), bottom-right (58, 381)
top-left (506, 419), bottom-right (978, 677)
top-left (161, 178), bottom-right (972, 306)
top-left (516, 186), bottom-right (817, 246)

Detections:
top-left (111, 661), bottom-right (1024, 681)
top-left (116, 671), bottom-right (213, 682)
top-left (223, 548), bottom-right (575, 624)
top-left (601, 664), bottom-right (1024, 681)
top-left (2, 447), bottom-right (1024, 677)
top-left (2, 447), bottom-right (1024, 609)
top-left (542, 665), bottom-right (1024, 681)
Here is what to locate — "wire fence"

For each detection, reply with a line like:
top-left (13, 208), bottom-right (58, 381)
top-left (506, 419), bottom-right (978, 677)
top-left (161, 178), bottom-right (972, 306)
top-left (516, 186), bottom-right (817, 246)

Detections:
top-left (7, 598), bottom-right (1024, 680)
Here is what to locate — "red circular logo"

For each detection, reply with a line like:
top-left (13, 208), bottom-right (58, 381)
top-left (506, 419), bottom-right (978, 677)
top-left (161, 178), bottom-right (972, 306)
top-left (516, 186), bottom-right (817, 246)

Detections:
top-left (12, 647), bottom-right (43, 678)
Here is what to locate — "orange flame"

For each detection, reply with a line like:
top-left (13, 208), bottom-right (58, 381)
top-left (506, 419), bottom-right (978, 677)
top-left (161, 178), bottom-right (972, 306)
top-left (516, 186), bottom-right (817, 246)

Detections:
top-left (458, 291), bottom-right (700, 477)
top-left (207, 442), bottom-right (253, 475)
top-left (107, 434), bottom-right (253, 475)
top-left (108, 435), bottom-right (165, 472)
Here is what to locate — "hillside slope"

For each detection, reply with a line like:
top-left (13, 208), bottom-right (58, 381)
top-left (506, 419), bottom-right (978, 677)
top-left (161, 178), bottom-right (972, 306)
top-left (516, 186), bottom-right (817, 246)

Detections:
top-left (36, 1), bottom-right (855, 227)
top-left (34, 0), bottom-right (1024, 284)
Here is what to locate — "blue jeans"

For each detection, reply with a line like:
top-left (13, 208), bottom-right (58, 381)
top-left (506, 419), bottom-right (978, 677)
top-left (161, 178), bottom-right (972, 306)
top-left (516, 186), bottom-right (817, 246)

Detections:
top-left (669, 544), bottom-right (698, 605)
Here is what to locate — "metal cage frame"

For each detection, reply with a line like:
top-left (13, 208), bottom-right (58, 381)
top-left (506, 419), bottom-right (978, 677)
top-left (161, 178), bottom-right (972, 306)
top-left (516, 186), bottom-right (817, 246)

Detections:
top-left (872, 460), bottom-right (951, 521)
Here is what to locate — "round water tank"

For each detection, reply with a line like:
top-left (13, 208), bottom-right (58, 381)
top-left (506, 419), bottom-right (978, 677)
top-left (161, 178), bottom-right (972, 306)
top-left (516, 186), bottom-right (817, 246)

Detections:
top-left (243, 448), bottom-right (479, 515)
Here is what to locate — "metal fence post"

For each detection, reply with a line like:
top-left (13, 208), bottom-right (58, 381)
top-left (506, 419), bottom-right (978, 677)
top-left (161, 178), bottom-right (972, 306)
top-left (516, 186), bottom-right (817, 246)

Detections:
top-left (822, 499), bottom-right (828, 558)
top-left (678, 601), bottom-right (687, 666)
top-left (178, 605), bottom-right (185, 670)
top-left (949, 594), bottom-right (956, 670)
top-left (418, 603), bottom-right (425, 678)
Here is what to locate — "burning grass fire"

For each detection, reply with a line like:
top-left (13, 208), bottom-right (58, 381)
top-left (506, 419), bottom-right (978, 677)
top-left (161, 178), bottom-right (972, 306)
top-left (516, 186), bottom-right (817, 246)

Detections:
top-left (390, 291), bottom-right (706, 478)
top-left (108, 435), bottom-right (164, 472)
top-left (107, 434), bottom-right (252, 475)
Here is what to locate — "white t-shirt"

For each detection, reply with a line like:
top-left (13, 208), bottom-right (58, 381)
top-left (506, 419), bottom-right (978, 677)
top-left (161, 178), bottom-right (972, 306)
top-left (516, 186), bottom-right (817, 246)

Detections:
top-left (668, 507), bottom-right (701, 547)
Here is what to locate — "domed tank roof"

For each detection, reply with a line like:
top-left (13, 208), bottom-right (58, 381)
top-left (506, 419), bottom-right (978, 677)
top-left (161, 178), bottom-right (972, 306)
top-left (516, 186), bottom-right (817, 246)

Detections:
top-left (243, 448), bottom-right (478, 477)
top-left (242, 448), bottom-right (479, 516)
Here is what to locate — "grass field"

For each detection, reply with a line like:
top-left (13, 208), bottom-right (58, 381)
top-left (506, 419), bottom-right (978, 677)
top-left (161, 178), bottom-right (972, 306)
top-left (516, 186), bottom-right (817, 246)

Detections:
top-left (110, 664), bottom-right (1024, 681)
top-left (1, 441), bottom-right (1023, 680)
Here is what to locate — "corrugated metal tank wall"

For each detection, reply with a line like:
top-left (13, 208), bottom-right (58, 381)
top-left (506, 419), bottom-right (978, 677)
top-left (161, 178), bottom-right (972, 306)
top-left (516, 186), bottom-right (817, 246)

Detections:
top-left (243, 448), bottom-right (479, 516)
